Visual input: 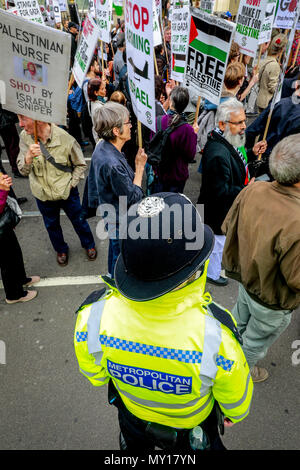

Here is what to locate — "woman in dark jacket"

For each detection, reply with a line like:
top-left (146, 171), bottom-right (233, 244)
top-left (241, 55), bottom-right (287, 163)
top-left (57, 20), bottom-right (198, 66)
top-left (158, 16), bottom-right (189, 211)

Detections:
top-left (153, 86), bottom-right (198, 194)
top-left (0, 173), bottom-right (39, 303)
top-left (87, 102), bottom-right (147, 277)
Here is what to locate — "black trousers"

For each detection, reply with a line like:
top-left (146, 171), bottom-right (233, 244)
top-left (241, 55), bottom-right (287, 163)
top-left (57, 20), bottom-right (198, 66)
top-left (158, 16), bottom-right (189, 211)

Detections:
top-left (109, 381), bottom-right (226, 452)
top-left (0, 125), bottom-right (20, 174)
top-left (0, 229), bottom-right (29, 300)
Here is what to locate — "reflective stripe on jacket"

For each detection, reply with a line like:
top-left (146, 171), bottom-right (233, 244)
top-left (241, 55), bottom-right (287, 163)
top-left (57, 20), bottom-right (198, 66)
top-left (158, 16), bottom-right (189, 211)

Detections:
top-left (74, 262), bottom-right (253, 429)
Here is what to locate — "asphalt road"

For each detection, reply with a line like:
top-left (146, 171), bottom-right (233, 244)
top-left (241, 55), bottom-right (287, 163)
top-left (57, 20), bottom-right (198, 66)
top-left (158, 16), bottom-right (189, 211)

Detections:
top-left (0, 136), bottom-right (299, 451)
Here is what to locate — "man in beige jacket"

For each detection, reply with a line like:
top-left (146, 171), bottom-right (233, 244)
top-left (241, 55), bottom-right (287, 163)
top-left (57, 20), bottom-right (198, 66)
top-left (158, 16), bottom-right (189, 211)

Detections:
top-left (17, 115), bottom-right (97, 266)
top-left (222, 135), bottom-right (300, 382)
top-left (256, 34), bottom-right (287, 113)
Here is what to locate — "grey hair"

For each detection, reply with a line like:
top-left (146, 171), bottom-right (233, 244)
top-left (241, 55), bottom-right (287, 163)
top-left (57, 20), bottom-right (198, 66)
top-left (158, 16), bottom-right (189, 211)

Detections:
top-left (269, 135), bottom-right (300, 185)
top-left (93, 102), bottom-right (129, 141)
top-left (215, 97), bottom-right (244, 126)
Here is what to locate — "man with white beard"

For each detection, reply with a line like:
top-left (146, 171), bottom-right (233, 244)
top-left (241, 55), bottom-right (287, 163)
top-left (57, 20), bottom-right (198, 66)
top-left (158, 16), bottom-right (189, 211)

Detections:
top-left (198, 98), bottom-right (266, 286)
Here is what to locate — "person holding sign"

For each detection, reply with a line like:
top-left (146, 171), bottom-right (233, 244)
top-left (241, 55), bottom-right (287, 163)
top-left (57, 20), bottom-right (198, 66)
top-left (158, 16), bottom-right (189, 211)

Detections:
top-left (87, 102), bottom-right (147, 278)
top-left (198, 98), bottom-right (267, 286)
top-left (16, 116), bottom-right (97, 267)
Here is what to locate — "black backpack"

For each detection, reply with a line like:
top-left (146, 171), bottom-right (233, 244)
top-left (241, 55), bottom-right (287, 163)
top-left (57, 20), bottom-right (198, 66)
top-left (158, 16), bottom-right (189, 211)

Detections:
top-left (146, 116), bottom-right (186, 168)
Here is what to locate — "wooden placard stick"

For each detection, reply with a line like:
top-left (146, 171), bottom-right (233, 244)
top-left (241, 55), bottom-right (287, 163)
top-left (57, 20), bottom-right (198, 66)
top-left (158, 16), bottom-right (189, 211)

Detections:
top-left (100, 40), bottom-right (105, 74)
top-left (34, 120), bottom-right (38, 144)
top-left (256, 44), bottom-right (263, 72)
top-left (154, 52), bottom-right (159, 75)
top-left (194, 96), bottom-right (201, 126)
top-left (258, 109), bottom-right (272, 160)
top-left (67, 72), bottom-right (75, 94)
top-left (137, 120), bottom-right (143, 149)
top-left (239, 53), bottom-right (243, 63)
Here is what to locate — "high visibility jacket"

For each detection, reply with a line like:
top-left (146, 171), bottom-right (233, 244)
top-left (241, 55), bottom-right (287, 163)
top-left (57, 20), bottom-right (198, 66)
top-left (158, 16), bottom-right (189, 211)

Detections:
top-left (74, 263), bottom-right (253, 429)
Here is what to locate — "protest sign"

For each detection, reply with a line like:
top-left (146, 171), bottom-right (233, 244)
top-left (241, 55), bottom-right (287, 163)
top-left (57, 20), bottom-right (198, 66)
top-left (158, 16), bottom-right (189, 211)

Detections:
top-left (45, 0), bottom-right (56, 26)
top-left (170, 0), bottom-right (190, 82)
top-left (14, 0), bottom-right (44, 24)
top-left (89, 0), bottom-right (96, 17)
top-left (199, 0), bottom-right (215, 14)
top-left (155, 0), bottom-right (161, 19)
top-left (58, 0), bottom-right (67, 12)
top-left (73, 13), bottom-right (100, 88)
top-left (113, 0), bottom-right (123, 16)
top-left (235, 0), bottom-right (268, 57)
top-left (258, 0), bottom-right (300, 159)
top-left (259, 0), bottom-right (277, 45)
top-left (184, 9), bottom-right (235, 106)
top-left (53, 0), bottom-right (62, 25)
top-left (273, 2), bottom-right (300, 106)
top-left (95, 0), bottom-right (112, 43)
top-left (7, 7), bottom-right (18, 15)
top-left (125, 0), bottom-right (156, 132)
top-left (153, 0), bottom-right (162, 47)
top-left (0, 9), bottom-right (71, 125)
top-left (274, 0), bottom-right (297, 29)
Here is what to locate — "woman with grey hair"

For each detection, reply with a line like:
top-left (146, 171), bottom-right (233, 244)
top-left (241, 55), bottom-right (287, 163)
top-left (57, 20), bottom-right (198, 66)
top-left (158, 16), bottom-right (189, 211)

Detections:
top-left (87, 101), bottom-right (147, 277)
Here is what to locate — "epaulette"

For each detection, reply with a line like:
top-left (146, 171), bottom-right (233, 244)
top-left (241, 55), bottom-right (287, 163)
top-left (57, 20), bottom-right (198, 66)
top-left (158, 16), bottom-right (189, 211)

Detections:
top-left (207, 302), bottom-right (243, 345)
top-left (75, 276), bottom-right (117, 314)
top-left (75, 287), bottom-right (108, 314)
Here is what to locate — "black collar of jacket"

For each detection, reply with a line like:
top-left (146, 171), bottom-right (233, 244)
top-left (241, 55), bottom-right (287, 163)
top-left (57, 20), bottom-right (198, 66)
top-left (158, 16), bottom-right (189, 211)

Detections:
top-left (209, 130), bottom-right (246, 177)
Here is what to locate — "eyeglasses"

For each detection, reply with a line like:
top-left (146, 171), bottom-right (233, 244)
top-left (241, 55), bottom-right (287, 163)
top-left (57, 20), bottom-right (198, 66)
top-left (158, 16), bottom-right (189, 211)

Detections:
top-left (226, 119), bottom-right (246, 126)
top-left (123, 120), bottom-right (132, 126)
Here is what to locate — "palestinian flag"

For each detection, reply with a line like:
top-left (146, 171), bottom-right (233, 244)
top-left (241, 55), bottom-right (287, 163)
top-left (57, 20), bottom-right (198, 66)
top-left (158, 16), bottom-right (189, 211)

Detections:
top-left (113, 0), bottom-right (123, 16)
top-left (188, 14), bottom-right (232, 64)
top-left (172, 53), bottom-right (186, 74)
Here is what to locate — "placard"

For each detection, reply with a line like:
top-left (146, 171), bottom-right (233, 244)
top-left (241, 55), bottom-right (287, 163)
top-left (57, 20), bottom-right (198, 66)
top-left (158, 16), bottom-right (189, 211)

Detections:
top-left (274, 0), bottom-right (298, 29)
top-left (170, 0), bottom-right (190, 82)
top-left (73, 13), bottom-right (100, 88)
top-left (0, 9), bottom-right (71, 124)
top-left (235, 0), bottom-right (268, 57)
top-left (184, 9), bottom-right (235, 106)
top-left (95, 0), bottom-right (112, 43)
top-left (125, 0), bottom-right (156, 131)
top-left (14, 0), bottom-right (44, 25)
top-left (259, 0), bottom-right (277, 45)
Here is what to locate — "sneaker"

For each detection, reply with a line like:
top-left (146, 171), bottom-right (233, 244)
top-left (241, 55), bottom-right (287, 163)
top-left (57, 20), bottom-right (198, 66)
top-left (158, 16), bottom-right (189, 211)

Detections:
top-left (24, 276), bottom-right (41, 287)
top-left (6, 290), bottom-right (38, 304)
top-left (250, 366), bottom-right (269, 383)
top-left (207, 276), bottom-right (228, 286)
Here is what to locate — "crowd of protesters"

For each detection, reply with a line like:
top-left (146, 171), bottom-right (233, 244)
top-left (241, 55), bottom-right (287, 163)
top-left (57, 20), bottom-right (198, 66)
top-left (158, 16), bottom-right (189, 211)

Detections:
top-left (0, 11), bottom-right (299, 388)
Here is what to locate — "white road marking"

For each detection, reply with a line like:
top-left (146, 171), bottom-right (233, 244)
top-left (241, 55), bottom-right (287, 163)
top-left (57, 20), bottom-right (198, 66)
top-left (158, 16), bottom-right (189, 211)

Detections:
top-left (0, 275), bottom-right (103, 289)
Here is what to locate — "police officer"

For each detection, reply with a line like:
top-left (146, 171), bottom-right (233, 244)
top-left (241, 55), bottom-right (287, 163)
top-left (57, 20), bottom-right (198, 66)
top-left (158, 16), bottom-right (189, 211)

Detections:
top-left (74, 193), bottom-right (253, 451)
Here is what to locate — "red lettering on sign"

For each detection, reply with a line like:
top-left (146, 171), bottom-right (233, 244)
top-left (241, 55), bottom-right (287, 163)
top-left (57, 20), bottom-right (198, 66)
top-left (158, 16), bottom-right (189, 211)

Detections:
top-left (126, 1), bottom-right (149, 32)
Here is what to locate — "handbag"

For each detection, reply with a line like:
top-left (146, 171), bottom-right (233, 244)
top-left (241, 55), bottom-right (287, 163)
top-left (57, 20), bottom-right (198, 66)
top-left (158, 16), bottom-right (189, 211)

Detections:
top-left (0, 196), bottom-right (22, 236)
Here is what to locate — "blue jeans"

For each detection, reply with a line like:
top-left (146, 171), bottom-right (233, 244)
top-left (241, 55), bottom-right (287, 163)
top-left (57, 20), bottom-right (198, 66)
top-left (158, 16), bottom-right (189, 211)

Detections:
top-left (36, 187), bottom-right (95, 253)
